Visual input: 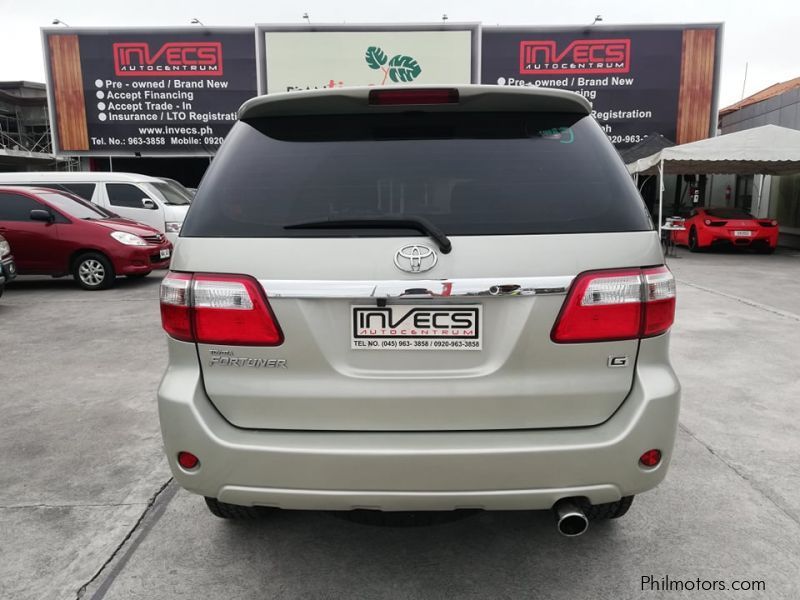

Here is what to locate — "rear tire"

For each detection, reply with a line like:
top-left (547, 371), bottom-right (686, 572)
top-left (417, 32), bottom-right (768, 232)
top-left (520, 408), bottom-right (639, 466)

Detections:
top-left (756, 245), bottom-right (775, 255)
top-left (204, 497), bottom-right (270, 519)
top-left (580, 495), bottom-right (634, 520)
top-left (73, 252), bottom-right (115, 290)
top-left (688, 227), bottom-right (701, 252)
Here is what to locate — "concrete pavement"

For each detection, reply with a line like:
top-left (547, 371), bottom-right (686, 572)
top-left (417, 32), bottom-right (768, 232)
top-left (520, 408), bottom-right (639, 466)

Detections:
top-left (1, 248), bottom-right (799, 599)
top-left (0, 276), bottom-right (171, 600)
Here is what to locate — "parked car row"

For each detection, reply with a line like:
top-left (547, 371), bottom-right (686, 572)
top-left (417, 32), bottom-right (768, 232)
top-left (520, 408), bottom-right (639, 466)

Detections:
top-left (0, 186), bottom-right (172, 290)
top-left (0, 172), bottom-right (192, 245)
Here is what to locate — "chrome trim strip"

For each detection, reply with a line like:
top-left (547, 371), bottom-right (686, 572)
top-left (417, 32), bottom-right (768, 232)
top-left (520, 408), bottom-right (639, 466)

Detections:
top-left (259, 277), bottom-right (573, 299)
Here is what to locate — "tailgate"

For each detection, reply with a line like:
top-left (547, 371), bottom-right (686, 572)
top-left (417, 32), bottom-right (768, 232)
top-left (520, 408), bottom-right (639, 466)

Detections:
top-left (174, 232), bottom-right (662, 431)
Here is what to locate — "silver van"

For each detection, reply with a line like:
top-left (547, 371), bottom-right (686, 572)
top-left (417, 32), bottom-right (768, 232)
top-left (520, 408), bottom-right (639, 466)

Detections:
top-left (158, 86), bottom-right (679, 536)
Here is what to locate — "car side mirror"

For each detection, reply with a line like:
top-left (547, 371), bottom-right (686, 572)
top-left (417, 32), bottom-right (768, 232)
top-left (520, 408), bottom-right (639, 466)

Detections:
top-left (142, 198), bottom-right (158, 210)
top-left (30, 209), bottom-right (54, 223)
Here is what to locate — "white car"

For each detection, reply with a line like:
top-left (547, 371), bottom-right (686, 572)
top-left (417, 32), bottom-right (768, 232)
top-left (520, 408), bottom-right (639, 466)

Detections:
top-left (0, 172), bottom-right (191, 244)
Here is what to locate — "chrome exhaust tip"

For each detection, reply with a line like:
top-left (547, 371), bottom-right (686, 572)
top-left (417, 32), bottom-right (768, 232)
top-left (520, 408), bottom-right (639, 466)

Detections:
top-left (553, 499), bottom-right (589, 537)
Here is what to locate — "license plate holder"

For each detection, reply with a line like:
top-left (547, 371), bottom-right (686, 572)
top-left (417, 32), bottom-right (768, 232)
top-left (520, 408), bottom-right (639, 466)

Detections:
top-left (351, 304), bottom-right (482, 350)
top-left (734, 230), bottom-right (752, 237)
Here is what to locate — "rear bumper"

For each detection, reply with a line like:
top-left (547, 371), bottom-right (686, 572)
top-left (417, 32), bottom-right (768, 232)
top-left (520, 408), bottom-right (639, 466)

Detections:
top-left (701, 229), bottom-right (778, 248)
top-left (158, 337), bottom-right (680, 511)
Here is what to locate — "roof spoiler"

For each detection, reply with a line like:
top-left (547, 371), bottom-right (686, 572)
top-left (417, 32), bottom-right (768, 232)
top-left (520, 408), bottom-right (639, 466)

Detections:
top-left (238, 84), bottom-right (592, 120)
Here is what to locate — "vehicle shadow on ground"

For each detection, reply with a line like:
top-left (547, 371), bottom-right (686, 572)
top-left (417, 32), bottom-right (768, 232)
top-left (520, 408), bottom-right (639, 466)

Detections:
top-left (198, 508), bottom-right (625, 599)
top-left (673, 244), bottom-right (795, 256)
top-left (3, 273), bottom-right (162, 294)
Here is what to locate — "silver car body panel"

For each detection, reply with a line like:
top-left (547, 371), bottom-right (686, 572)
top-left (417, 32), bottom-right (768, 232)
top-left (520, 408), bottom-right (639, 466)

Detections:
top-left (173, 232), bottom-right (663, 431)
top-left (158, 336), bottom-right (680, 511)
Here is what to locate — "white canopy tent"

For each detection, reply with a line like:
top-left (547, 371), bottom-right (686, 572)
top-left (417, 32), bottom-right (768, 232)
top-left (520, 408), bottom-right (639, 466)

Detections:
top-left (625, 124), bottom-right (800, 233)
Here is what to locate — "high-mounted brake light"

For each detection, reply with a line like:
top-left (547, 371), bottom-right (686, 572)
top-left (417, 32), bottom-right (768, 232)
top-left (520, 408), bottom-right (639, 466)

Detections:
top-left (551, 266), bottom-right (676, 343)
top-left (160, 272), bottom-right (283, 346)
top-left (368, 88), bottom-right (459, 106)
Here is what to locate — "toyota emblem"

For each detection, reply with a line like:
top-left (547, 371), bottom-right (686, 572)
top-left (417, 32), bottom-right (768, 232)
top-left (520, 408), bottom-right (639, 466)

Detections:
top-left (394, 244), bottom-right (438, 273)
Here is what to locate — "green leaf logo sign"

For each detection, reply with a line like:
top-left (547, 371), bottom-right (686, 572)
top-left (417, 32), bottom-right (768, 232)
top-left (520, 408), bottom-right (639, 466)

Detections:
top-left (365, 46), bottom-right (388, 70)
top-left (365, 46), bottom-right (422, 85)
top-left (388, 55), bottom-right (422, 82)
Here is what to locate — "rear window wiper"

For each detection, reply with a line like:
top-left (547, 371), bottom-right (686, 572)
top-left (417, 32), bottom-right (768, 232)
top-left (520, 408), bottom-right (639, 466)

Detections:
top-left (284, 216), bottom-right (452, 254)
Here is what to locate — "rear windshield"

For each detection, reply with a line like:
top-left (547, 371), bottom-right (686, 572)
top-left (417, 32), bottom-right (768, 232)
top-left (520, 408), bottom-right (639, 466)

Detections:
top-left (182, 112), bottom-right (652, 238)
top-left (706, 208), bottom-right (754, 219)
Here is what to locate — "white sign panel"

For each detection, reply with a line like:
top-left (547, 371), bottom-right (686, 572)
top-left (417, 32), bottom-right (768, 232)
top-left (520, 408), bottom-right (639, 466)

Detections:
top-left (263, 30), bottom-right (473, 94)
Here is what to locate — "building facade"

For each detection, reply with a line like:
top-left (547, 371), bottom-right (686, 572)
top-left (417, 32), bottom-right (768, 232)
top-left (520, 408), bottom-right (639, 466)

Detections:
top-left (0, 81), bottom-right (66, 172)
top-left (718, 78), bottom-right (800, 248)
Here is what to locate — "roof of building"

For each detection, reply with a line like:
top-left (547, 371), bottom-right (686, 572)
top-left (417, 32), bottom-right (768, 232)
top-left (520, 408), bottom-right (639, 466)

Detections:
top-left (0, 89), bottom-right (47, 107)
top-left (0, 81), bottom-right (48, 107)
top-left (719, 76), bottom-right (800, 116)
top-left (626, 124), bottom-right (800, 176)
top-left (0, 81), bottom-right (46, 91)
top-left (618, 132), bottom-right (675, 163)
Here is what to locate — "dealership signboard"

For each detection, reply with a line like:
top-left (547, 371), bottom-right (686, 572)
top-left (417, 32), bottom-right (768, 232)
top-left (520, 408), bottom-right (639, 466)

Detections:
top-left (42, 28), bottom-right (256, 155)
top-left (42, 23), bottom-right (720, 156)
top-left (482, 25), bottom-right (723, 148)
top-left (256, 25), bottom-right (479, 94)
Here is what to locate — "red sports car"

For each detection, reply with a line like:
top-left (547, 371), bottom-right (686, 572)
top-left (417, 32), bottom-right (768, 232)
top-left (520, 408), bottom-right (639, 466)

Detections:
top-left (672, 208), bottom-right (779, 253)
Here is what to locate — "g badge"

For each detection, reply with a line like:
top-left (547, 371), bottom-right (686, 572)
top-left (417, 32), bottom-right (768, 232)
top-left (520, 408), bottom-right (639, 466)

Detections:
top-left (607, 356), bottom-right (629, 368)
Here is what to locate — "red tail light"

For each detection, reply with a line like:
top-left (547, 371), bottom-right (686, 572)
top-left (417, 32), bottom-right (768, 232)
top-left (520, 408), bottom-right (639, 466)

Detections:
top-left (160, 272), bottom-right (192, 341)
top-left (368, 88), bottom-right (459, 106)
top-left (758, 219), bottom-right (778, 227)
top-left (551, 266), bottom-right (676, 343)
top-left (160, 272), bottom-right (283, 346)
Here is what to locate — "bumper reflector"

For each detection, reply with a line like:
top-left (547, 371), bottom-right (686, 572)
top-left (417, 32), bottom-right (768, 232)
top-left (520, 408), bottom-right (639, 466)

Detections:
top-left (639, 449), bottom-right (662, 468)
top-left (178, 451), bottom-right (200, 470)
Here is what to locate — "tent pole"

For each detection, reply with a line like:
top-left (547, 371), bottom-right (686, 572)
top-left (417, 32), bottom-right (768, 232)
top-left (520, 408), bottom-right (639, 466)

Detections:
top-left (755, 174), bottom-right (764, 215)
top-left (658, 159), bottom-right (664, 236)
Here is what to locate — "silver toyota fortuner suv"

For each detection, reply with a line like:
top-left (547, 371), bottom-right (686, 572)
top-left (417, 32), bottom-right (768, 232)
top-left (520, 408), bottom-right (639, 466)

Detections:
top-left (158, 85), bottom-right (679, 536)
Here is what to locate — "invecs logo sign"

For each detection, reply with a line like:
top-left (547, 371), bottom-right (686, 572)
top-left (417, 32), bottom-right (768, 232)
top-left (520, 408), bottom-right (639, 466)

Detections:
top-left (113, 42), bottom-right (223, 76)
top-left (519, 38), bottom-right (631, 75)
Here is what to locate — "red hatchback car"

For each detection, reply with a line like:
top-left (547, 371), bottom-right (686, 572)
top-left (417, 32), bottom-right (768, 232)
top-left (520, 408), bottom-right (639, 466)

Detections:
top-left (0, 186), bottom-right (172, 290)
top-left (672, 207), bottom-right (779, 253)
